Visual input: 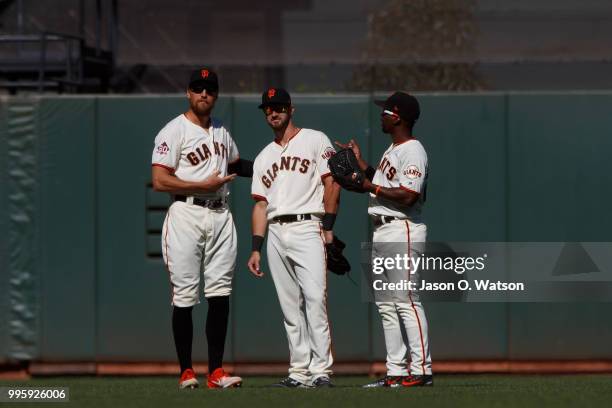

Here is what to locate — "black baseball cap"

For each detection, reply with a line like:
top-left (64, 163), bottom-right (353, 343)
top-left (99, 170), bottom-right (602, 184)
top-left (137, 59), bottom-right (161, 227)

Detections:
top-left (258, 87), bottom-right (291, 109)
top-left (188, 68), bottom-right (219, 92)
top-left (374, 91), bottom-right (420, 124)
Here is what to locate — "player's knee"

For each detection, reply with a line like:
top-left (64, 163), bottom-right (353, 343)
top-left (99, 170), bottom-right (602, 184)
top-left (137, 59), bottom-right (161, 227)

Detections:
top-left (304, 291), bottom-right (326, 306)
top-left (172, 286), bottom-right (199, 307)
top-left (380, 311), bottom-right (400, 323)
top-left (378, 309), bottom-right (400, 327)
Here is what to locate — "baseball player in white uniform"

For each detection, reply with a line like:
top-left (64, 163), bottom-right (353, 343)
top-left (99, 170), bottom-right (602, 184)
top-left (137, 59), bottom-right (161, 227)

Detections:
top-left (337, 91), bottom-right (433, 388)
top-left (247, 88), bottom-right (340, 388)
top-left (151, 68), bottom-right (251, 389)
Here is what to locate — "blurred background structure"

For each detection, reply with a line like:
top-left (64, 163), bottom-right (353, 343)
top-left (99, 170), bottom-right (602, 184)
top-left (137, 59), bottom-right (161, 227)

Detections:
top-left (1, 1), bottom-right (612, 377)
top-left (1, 0), bottom-right (612, 94)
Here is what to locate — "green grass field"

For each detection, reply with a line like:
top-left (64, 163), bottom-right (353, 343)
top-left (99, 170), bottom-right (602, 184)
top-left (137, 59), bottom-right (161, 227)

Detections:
top-left (2, 375), bottom-right (611, 408)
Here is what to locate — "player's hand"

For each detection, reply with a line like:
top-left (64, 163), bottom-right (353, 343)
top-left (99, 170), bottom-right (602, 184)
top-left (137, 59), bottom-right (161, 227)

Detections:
top-left (247, 251), bottom-right (264, 278)
top-left (201, 170), bottom-right (237, 192)
top-left (335, 139), bottom-right (362, 160)
top-left (362, 178), bottom-right (375, 193)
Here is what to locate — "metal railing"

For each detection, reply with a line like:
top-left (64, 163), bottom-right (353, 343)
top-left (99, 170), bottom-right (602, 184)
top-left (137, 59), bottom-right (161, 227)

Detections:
top-left (0, 32), bottom-right (84, 92)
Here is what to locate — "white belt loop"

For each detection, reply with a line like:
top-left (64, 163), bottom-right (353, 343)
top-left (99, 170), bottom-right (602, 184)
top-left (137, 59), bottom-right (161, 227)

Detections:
top-left (186, 196), bottom-right (194, 205)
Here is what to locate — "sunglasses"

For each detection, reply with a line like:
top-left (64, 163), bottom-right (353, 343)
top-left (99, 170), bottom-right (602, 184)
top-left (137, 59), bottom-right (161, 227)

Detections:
top-left (263, 105), bottom-right (290, 115)
top-left (189, 84), bottom-right (218, 95)
top-left (382, 109), bottom-right (400, 118)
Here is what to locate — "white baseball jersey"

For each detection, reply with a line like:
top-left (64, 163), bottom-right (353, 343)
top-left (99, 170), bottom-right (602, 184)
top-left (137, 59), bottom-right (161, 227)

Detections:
top-left (368, 139), bottom-right (428, 221)
top-left (251, 128), bottom-right (335, 220)
top-left (152, 114), bottom-right (239, 200)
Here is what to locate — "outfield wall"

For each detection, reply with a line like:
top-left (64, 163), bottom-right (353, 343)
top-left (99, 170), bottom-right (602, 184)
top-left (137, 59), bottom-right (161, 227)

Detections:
top-left (1, 93), bottom-right (612, 364)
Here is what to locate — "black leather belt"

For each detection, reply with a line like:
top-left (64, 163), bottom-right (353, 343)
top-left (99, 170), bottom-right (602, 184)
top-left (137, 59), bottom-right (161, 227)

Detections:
top-left (372, 215), bottom-right (403, 227)
top-left (174, 195), bottom-right (226, 209)
top-left (272, 214), bottom-right (313, 224)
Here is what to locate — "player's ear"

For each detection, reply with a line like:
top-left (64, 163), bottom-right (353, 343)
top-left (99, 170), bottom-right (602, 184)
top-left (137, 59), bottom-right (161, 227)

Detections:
top-left (290, 105), bottom-right (296, 115)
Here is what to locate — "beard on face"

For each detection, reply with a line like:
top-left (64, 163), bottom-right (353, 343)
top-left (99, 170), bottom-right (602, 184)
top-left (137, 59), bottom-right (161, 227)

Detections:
top-left (189, 96), bottom-right (214, 116)
top-left (267, 114), bottom-right (290, 130)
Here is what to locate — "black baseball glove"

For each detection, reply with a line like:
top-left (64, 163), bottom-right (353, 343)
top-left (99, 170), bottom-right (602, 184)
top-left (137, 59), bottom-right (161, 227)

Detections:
top-left (326, 236), bottom-right (351, 275)
top-left (328, 148), bottom-right (366, 192)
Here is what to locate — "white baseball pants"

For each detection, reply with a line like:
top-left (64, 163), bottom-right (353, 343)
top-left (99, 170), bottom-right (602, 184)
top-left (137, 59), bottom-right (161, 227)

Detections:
top-left (373, 219), bottom-right (432, 376)
top-left (162, 201), bottom-right (237, 307)
top-left (266, 219), bottom-right (333, 383)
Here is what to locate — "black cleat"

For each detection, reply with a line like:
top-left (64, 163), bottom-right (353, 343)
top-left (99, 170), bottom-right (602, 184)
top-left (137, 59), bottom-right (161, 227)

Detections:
top-left (270, 377), bottom-right (311, 388)
top-left (312, 376), bottom-right (334, 388)
top-left (402, 374), bottom-right (433, 387)
top-left (362, 375), bottom-right (404, 388)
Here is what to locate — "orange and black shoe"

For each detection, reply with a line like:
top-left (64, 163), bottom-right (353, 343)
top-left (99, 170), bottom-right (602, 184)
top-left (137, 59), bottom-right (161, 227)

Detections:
top-left (401, 374), bottom-right (433, 387)
top-left (207, 368), bottom-right (243, 389)
top-left (362, 375), bottom-right (404, 388)
top-left (178, 368), bottom-right (199, 389)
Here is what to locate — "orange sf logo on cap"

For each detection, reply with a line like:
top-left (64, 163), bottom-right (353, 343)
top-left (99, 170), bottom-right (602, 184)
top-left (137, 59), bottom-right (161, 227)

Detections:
top-left (268, 88), bottom-right (276, 99)
top-left (201, 69), bottom-right (209, 79)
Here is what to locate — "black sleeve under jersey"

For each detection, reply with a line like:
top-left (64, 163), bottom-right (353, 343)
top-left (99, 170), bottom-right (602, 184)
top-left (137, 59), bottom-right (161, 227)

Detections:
top-left (228, 158), bottom-right (254, 178)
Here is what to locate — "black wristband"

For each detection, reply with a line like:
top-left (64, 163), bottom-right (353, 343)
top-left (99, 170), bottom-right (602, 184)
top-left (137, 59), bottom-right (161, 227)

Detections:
top-left (322, 213), bottom-right (337, 231)
top-left (365, 166), bottom-right (376, 181)
top-left (252, 235), bottom-right (264, 252)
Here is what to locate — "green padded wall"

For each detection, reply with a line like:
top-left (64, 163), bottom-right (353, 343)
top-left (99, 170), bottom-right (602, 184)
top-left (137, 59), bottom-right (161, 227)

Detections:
top-left (506, 93), bottom-right (612, 359)
top-left (37, 98), bottom-right (97, 360)
top-left (3, 92), bottom-right (612, 363)
top-left (0, 98), bottom-right (7, 362)
top-left (507, 92), bottom-right (612, 241)
top-left (3, 98), bottom-right (40, 361)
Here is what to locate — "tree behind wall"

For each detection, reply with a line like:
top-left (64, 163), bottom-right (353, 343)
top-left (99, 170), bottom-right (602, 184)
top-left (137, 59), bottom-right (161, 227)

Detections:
top-left (348, 0), bottom-right (485, 92)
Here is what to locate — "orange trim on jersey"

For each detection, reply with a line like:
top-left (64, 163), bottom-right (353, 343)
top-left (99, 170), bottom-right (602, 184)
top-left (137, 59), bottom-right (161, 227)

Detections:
top-left (163, 212), bottom-right (175, 305)
top-left (405, 220), bottom-right (426, 376)
top-left (400, 185), bottom-right (420, 195)
top-left (251, 194), bottom-right (268, 202)
top-left (152, 163), bottom-right (175, 173)
top-left (320, 172), bottom-right (332, 179)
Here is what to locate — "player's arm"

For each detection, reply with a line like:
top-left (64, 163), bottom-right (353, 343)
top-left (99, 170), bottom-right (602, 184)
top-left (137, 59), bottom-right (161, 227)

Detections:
top-left (152, 165), bottom-right (236, 194)
top-left (321, 175), bottom-right (340, 243)
top-left (335, 139), bottom-right (376, 180)
top-left (227, 158), bottom-right (254, 178)
top-left (315, 132), bottom-right (342, 243)
top-left (362, 148), bottom-right (425, 207)
top-left (362, 178), bottom-right (420, 207)
top-left (247, 200), bottom-right (268, 278)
